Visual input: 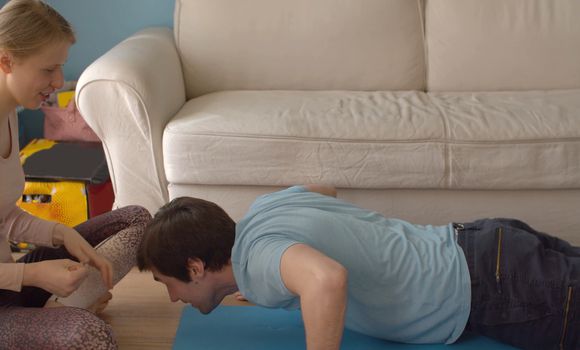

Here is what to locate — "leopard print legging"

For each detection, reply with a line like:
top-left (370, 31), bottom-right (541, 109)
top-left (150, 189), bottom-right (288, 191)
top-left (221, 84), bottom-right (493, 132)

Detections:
top-left (0, 205), bottom-right (151, 350)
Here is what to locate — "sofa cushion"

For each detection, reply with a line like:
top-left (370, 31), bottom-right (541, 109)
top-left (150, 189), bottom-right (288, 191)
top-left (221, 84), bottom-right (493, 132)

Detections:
top-left (431, 90), bottom-right (580, 189)
top-left (174, 0), bottom-right (426, 98)
top-left (163, 90), bottom-right (580, 189)
top-left (426, 0), bottom-right (580, 91)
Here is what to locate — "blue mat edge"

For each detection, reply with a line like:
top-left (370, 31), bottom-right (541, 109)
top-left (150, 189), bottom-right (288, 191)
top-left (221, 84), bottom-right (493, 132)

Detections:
top-left (173, 305), bottom-right (517, 350)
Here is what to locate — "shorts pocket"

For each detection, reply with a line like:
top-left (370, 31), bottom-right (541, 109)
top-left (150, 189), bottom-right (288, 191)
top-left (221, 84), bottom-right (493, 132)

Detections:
top-left (472, 296), bottom-right (554, 326)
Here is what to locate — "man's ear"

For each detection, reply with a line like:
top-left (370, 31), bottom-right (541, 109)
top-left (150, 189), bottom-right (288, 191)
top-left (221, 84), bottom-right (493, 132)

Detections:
top-left (187, 258), bottom-right (205, 278)
top-left (0, 52), bottom-right (13, 74)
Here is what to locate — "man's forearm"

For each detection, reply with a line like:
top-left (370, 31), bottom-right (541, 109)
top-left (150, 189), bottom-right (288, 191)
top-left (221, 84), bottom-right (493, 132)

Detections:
top-left (300, 285), bottom-right (347, 350)
top-left (280, 244), bottom-right (348, 350)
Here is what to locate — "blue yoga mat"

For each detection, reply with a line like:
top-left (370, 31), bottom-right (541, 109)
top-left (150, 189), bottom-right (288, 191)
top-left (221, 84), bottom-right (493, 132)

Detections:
top-left (173, 306), bottom-right (517, 349)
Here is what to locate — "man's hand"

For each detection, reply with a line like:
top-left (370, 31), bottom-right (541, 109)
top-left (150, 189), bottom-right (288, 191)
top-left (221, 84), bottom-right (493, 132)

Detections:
top-left (22, 259), bottom-right (88, 297)
top-left (233, 291), bottom-right (248, 301)
top-left (52, 224), bottom-right (113, 289)
top-left (303, 185), bottom-right (337, 198)
top-left (280, 244), bottom-right (348, 350)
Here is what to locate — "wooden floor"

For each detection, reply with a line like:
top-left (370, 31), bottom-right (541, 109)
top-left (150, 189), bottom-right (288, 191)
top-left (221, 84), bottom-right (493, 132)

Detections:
top-left (100, 266), bottom-right (250, 350)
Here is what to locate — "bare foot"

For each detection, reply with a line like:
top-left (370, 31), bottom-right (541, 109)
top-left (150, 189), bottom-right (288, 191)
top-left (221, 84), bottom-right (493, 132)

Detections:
top-left (44, 298), bottom-right (64, 308)
top-left (87, 292), bottom-right (113, 314)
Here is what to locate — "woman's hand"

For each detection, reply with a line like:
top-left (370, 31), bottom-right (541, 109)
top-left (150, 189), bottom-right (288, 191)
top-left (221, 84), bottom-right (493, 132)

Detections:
top-left (52, 224), bottom-right (113, 289)
top-left (22, 259), bottom-right (88, 297)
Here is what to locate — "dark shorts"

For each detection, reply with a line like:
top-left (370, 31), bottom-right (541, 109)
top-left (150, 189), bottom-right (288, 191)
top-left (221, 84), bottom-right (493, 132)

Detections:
top-left (456, 218), bottom-right (579, 350)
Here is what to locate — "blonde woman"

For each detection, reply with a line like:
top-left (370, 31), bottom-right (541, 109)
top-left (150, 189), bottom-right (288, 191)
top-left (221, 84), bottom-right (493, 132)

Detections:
top-left (0, 1), bottom-right (150, 349)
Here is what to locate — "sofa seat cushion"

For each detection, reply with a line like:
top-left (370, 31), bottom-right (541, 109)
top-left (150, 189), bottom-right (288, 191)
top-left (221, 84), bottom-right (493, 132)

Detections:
top-left (163, 90), bottom-right (580, 189)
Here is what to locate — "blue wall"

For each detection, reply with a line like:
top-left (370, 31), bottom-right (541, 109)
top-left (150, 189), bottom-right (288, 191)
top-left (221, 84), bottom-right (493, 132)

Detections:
top-left (0, 0), bottom-right (175, 146)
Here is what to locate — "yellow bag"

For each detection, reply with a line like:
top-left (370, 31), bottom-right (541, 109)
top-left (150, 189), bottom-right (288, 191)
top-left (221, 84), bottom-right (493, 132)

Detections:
top-left (17, 181), bottom-right (88, 227)
top-left (17, 139), bottom-right (90, 227)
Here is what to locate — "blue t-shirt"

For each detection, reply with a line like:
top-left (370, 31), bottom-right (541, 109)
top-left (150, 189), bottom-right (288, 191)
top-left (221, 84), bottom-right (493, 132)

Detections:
top-left (232, 186), bottom-right (470, 344)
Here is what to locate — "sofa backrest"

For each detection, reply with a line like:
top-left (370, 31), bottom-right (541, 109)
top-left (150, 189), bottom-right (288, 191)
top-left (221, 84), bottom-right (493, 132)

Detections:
top-left (426, 0), bottom-right (580, 91)
top-left (174, 0), bottom-right (426, 99)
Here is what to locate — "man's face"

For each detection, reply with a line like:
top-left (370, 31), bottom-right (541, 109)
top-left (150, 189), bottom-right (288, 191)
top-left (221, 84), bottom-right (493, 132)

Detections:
top-left (151, 267), bottom-right (222, 315)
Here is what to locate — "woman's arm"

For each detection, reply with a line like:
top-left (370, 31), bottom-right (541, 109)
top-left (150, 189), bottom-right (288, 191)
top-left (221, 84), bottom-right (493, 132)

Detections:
top-left (3, 206), bottom-right (58, 247)
top-left (52, 224), bottom-right (113, 289)
top-left (1, 207), bottom-right (112, 291)
top-left (21, 259), bottom-right (89, 297)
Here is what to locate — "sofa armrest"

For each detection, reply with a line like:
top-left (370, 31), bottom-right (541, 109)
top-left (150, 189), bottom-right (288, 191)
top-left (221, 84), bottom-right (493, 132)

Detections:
top-left (76, 27), bottom-right (186, 214)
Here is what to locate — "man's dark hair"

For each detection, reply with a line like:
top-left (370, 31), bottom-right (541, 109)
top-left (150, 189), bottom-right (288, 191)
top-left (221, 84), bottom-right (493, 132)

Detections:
top-left (137, 197), bottom-right (236, 282)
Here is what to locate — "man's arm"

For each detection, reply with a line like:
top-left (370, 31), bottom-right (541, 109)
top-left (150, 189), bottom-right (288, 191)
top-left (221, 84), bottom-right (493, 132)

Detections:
top-left (302, 185), bottom-right (337, 198)
top-left (280, 244), bottom-right (347, 350)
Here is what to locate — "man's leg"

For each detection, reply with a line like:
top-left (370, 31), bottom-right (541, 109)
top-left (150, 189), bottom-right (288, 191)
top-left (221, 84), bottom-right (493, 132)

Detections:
top-left (494, 218), bottom-right (580, 257)
top-left (461, 218), bottom-right (579, 350)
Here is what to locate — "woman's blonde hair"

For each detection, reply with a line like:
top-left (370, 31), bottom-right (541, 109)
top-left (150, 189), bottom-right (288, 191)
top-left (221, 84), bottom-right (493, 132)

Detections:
top-left (0, 0), bottom-right (75, 59)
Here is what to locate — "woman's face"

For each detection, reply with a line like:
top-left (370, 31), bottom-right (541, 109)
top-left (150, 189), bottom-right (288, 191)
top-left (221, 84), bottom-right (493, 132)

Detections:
top-left (3, 40), bottom-right (71, 110)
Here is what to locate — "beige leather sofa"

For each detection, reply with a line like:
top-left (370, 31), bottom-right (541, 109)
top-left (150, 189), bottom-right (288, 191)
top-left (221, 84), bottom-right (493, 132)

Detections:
top-left (77, 0), bottom-right (580, 244)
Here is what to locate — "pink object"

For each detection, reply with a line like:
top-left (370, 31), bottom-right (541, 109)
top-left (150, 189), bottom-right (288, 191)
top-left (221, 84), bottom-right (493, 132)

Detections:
top-left (42, 100), bottom-right (100, 142)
